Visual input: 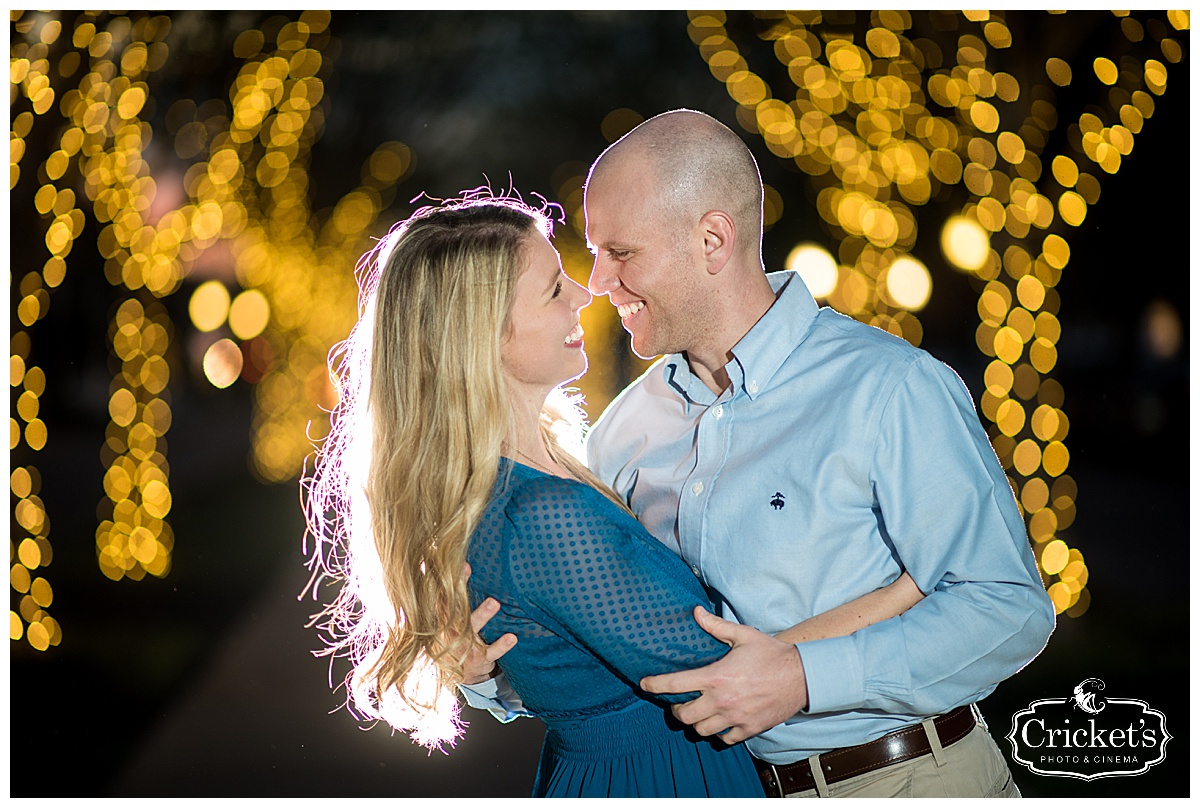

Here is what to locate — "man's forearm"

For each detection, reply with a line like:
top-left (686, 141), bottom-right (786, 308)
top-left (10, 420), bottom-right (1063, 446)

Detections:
top-left (798, 577), bottom-right (1054, 716)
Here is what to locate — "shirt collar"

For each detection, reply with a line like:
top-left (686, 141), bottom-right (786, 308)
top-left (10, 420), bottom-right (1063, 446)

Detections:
top-left (660, 270), bottom-right (820, 403)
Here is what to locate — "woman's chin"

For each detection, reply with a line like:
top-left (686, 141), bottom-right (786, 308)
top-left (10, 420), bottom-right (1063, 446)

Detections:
top-left (561, 358), bottom-right (588, 386)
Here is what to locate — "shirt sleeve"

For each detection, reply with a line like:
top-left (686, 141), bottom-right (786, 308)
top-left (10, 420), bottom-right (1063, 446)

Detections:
top-left (504, 476), bottom-right (729, 705)
top-left (457, 673), bottom-right (530, 723)
top-left (798, 353), bottom-right (1056, 716)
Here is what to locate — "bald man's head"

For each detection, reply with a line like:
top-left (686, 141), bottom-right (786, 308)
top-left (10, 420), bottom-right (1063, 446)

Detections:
top-left (587, 109), bottom-right (764, 259)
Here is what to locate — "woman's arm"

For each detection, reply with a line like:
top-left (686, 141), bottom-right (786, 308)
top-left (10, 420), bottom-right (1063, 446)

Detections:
top-left (505, 477), bottom-right (733, 703)
top-left (460, 564), bottom-right (518, 684)
top-left (774, 571), bottom-right (924, 645)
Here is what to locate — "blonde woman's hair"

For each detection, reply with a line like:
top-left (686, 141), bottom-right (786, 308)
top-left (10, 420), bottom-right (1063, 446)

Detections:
top-left (303, 192), bottom-right (628, 749)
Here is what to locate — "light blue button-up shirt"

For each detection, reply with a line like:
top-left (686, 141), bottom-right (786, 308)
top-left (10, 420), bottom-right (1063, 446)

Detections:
top-left (585, 270), bottom-right (1055, 763)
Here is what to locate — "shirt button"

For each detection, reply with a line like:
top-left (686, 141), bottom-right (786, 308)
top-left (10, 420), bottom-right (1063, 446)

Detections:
top-left (712, 405), bottom-right (724, 419)
top-left (748, 380), bottom-right (759, 394)
top-left (691, 564), bottom-right (702, 576)
top-left (691, 481), bottom-right (704, 496)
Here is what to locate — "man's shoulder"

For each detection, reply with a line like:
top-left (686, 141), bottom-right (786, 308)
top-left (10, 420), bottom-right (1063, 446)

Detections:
top-left (781, 307), bottom-right (920, 382)
top-left (810, 306), bottom-right (924, 361)
top-left (806, 309), bottom-right (973, 404)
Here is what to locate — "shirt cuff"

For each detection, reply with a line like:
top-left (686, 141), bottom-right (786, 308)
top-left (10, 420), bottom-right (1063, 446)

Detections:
top-left (458, 676), bottom-right (529, 723)
top-left (796, 635), bottom-right (865, 715)
top-left (460, 675), bottom-right (500, 701)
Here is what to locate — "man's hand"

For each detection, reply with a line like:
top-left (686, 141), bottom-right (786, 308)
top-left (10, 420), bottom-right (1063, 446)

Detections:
top-left (461, 563), bottom-right (517, 685)
top-left (639, 606), bottom-right (808, 744)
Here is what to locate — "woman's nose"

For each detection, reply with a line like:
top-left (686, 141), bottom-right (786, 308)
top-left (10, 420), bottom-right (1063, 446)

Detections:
top-left (569, 276), bottom-right (592, 311)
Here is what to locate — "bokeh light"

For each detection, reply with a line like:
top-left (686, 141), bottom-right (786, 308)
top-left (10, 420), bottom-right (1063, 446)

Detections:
top-left (882, 256), bottom-right (931, 311)
top-left (941, 216), bottom-right (990, 272)
top-left (786, 243), bottom-right (838, 299)
top-left (203, 339), bottom-right (244, 389)
top-left (229, 289), bottom-right (270, 340)
top-left (189, 280), bottom-right (232, 333)
top-left (1142, 299), bottom-right (1182, 359)
top-left (12, 10), bottom-right (366, 599)
top-left (600, 107), bottom-right (645, 143)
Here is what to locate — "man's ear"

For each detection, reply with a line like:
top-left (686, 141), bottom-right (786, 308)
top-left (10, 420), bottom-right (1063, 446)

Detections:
top-left (699, 210), bottom-right (736, 276)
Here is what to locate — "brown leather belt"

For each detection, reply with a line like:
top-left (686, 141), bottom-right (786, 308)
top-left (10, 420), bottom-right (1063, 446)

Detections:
top-left (753, 705), bottom-right (979, 797)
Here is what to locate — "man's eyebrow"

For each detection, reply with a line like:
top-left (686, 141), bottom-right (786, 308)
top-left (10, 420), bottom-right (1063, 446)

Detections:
top-left (591, 240), bottom-right (632, 254)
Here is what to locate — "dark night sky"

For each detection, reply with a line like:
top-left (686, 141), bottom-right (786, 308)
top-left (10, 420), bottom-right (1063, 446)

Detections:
top-left (9, 10), bottom-right (1190, 798)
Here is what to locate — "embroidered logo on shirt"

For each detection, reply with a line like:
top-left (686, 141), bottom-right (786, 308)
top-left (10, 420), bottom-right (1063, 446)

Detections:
top-left (770, 492), bottom-right (786, 510)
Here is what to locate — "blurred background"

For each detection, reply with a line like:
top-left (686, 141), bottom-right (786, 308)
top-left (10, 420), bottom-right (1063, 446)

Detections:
top-left (8, 9), bottom-right (1190, 798)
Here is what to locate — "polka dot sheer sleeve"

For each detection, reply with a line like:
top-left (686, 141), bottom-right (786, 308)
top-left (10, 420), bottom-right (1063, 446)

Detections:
top-left (502, 475), bottom-right (729, 703)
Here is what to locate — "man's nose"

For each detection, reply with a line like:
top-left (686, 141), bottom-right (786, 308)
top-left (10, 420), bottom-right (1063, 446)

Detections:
top-left (588, 255), bottom-right (615, 297)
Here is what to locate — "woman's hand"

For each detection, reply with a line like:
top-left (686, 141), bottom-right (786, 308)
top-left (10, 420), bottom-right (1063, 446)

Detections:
top-left (461, 564), bottom-right (517, 685)
top-left (775, 571), bottom-right (924, 646)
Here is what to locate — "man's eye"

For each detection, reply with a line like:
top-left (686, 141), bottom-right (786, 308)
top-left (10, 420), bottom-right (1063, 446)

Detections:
top-left (611, 250), bottom-right (630, 260)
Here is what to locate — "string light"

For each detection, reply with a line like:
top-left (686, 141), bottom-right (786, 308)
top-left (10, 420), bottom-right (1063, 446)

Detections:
top-left (9, 11), bottom-right (416, 636)
top-left (959, 8), bottom-right (1184, 618)
top-left (46, 12), bottom-right (182, 583)
top-left (9, 9), bottom-right (85, 648)
top-left (198, 10), bottom-right (416, 483)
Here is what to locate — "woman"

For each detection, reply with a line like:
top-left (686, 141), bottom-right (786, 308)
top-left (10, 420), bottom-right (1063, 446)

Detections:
top-left (303, 193), bottom-right (921, 797)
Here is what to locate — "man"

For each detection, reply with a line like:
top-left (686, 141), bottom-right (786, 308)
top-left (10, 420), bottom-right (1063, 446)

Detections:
top-left (466, 109), bottom-right (1055, 797)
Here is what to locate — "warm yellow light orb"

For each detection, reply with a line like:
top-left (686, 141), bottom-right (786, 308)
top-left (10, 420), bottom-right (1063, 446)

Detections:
top-left (786, 243), bottom-right (838, 299)
top-left (1041, 539), bottom-right (1069, 576)
top-left (883, 256), bottom-right (932, 311)
top-left (189, 281), bottom-right (231, 333)
top-left (941, 216), bottom-right (990, 272)
top-left (1047, 582), bottom-right (1072, 614)
top-left (229, 289), bottom-right (270, 340)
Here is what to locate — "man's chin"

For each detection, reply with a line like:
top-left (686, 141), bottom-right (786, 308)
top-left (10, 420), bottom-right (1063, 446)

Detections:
top-left (629, 337), bottom-right (661, 361)
top-left (625, 323), bottom-right (665, 360)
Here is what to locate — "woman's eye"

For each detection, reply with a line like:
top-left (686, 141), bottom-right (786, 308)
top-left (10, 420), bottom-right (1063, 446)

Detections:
top-left (552, 280), bottom-right (563, 298)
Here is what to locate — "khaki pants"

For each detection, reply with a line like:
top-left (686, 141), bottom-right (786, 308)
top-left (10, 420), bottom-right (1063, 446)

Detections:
top-left (784, 722), bottom-right (1020, 798)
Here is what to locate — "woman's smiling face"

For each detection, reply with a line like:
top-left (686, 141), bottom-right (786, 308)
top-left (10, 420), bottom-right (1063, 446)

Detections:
top-left (500, 231), bottom-right (592, 399)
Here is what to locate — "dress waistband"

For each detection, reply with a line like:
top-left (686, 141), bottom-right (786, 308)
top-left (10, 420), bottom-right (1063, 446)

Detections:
top-left (543, 698), bottom-right (675, 761)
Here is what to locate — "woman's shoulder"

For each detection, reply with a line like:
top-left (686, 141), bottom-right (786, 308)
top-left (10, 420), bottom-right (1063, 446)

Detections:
top-left (501, 464), bottom-right (633, 545)
top-left (504, 464), bottom-right (608, 512)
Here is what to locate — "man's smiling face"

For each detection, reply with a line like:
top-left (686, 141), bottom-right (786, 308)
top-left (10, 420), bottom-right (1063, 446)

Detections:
top-left (584, 160), bottom-right (706, 361)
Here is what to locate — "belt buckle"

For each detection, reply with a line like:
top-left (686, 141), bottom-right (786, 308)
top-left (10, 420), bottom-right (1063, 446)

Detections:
top-left (970, 702), bottom-right (987, 730)
top-left (765, 763), bottom-right (786, 798)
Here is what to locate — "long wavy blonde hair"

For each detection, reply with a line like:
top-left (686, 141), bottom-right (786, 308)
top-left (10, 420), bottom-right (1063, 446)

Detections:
top-left (303, 193), bottom-right (626, 749)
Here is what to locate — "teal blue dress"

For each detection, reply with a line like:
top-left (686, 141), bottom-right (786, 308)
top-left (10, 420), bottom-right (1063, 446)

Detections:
top-left (466, 459), bottom-right (764, 798)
